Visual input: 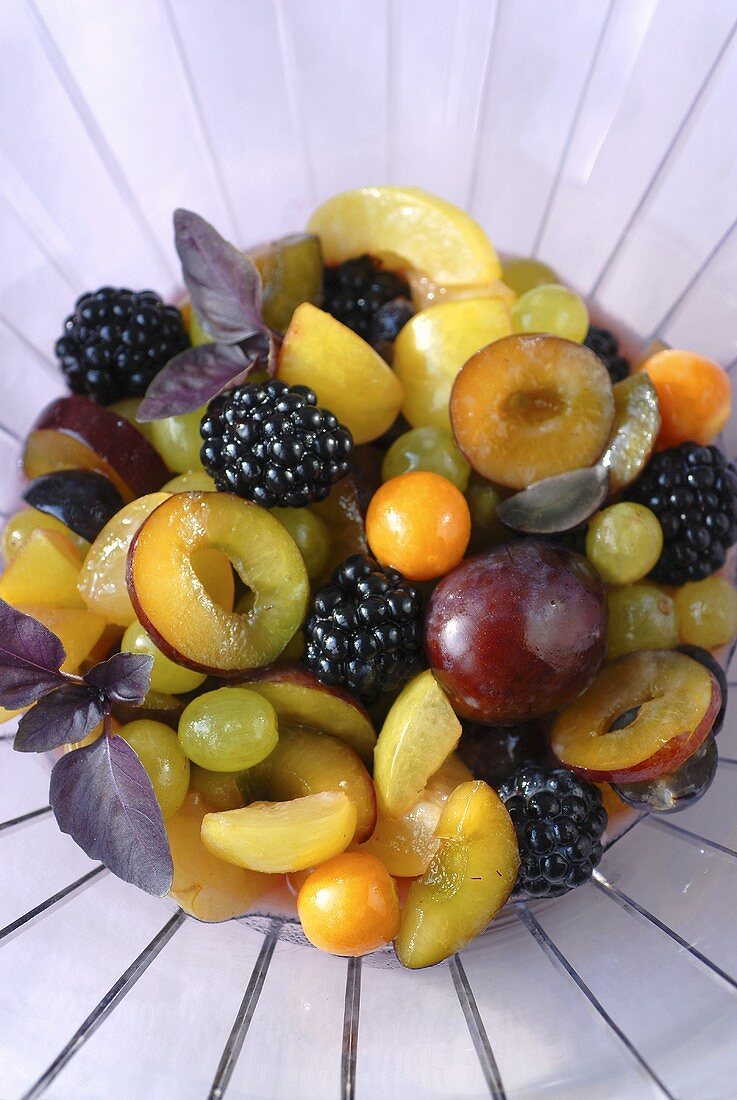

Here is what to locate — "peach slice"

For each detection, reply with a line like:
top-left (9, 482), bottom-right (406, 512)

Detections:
top-left (14, 604), bottom-right (106, 673)
top-left (201, 790), bottom-right (357, 873)
top-left (551, 650), bottom-right (721, 783)
top-left (395, 780), bottom-right (519, 968)
top-left (358, 753), bottom-right (472, 877)
top-left (23, 396), bottom-right (168, 503)
top-left (167, 792), bottom-right (274, 922)
top-left (277, 303), bottom-right (403, 443)
top-left (450, 334), bottom-right (615, 489)
top-left (307, 186), bottom-right (501, 286)
top-left (128, 492), bottom-right (308, 675)
top-left (601, 373), bottom-right (661, 493)
top-left (241, 666), bottom-right (376, 762)
top-left (373, 670), bottom-right (462, 818)
top-left (79, 493), bottom-right (234, 627)
top-left (254, 725), bottom-right (376, 842)
top-left (394, 298), bottom-right (512, 431)
top-left (0, 529), bottom-right (85, 610)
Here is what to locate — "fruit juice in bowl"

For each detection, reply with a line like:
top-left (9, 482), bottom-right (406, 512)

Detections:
top-left (1, 185), bottom-right (734, 968)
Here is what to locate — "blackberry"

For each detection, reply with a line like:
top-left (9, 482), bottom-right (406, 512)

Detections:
top-left (200, 380), bottom-right (352, 508)
top-left (323, 255), bottom-right (413, 345)
top-left (626, 442), bottom-right (737, 585)
top-left (302, 554), bottom-right (424, 700)
top-left (55, 287), bottom-right (189, 404)
top-left (499, 764), bottom-right (607, 898)
top-left (457, 720), bottom-right (553, 790)
top-left (584, 325), bottom-right (629, 384)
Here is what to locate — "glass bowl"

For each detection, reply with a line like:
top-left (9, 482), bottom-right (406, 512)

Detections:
top-left (2, 2), bottom-right (737, 1097)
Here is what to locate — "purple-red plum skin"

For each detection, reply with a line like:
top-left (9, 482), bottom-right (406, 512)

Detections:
top-left (425, 540), bottom-right (606, 724)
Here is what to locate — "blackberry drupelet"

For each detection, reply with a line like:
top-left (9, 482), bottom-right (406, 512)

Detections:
top-left (55, 287), bottom-right (189, 404)
top-left (584, 325), bottom-right (629, 384)
top-left (626, 442), bottom-right (737, 585)
top-left (302, 553), bottom-right (424, 700)
top-left (498, 764), bottom-right (607, 898)
top-left (323, 255), bottom-right (413, 345)
top-left (200, 379), bottom-right (353, 508)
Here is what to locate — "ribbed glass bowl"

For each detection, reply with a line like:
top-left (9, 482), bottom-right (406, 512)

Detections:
top-left (2, 2), bottom-right (737, 1097)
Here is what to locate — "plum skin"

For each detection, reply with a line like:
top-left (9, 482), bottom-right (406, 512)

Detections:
top-left (425, 540), bottom-right (607, 725)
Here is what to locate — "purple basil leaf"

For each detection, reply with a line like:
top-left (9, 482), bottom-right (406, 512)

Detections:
top-left (136, 342), bottom-right (255, 421)
top-left (85, 652), bottom-right (153, 705)
top-left (14, 683), bottom-right (107, 753)
top-left (174, 208), bottom-right (264, 342)
top-left (50, 735), bottom-right (173, 896)
top-left (0, 599), bottom-right (67, 708)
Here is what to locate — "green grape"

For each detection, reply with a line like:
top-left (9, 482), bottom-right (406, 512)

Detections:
top-left (382, 426), bottom-right (471, 491)
top-left (511, 283), bottom-right (589, 343)
top-left (272, 507), bottom-right (330, 579)
top-left (675, 576), bottom-right (737, 649)
top-left (501, 256), bottom-right (559, 297)
top-left (121, 621), bottom-right (207, 695)
top-left (163, 470), bottom-right (216, 492)
top-left (586, 503), bottom-right (663, 586)
top-left (178, 687), bottom-right (278, 771)
top-left (189, 763), bottom-right (246, 811)
top-left (150, 405), bottom-right (207, 473)
top-left (1, 509), bottom-right (89, 563)
top-left (465, 474), bottom-right (509, 550)
top-left (119, 719), bottom-right (190, 818)
top-left (606, 584), bottom-right (678, 659)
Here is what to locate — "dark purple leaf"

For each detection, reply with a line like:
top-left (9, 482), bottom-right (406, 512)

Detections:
top-left (136, 343), bottom-right (256, 421)
top-left (50, 735), bottom-right (173, 896)
top-left (14, 683), bottom-right (107, 753)
top-left (174, 208), bottom-right (264, 343)
top-left (85, 652), bottom-right (153, 705)
top-left (0, 599), bottom-right (66, 708)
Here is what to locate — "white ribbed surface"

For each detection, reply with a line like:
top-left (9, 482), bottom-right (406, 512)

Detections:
top-left (2, 2), bottom-right (737, 1097)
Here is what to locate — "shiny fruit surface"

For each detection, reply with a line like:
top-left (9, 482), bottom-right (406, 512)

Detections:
top-left (675, 576), bottom-right (737, 649)
top-left (606, 584), bottom-right (678, 659)
top-left (511, 284), bottom-right (589, 343)
top-left (426, 541), bottom-right (606, 724)
top-left (0, 529), bottom-right (84, 610)
top-left (366, 471), bottom-right (471, 581)
top-left (272, 506), bottom-right (330, 580)
top-left (585, 503), bottom-right (663, 585)
top-left (551, 650), bottom-right (721, 782)
top-left (638, 349), bottom-right (731, 449)
top-left (450, 335), bottom-right (614, 489)
top-left (600, 373), bottom-right (661, 493)
top-left (119, 719), bottom-right (190, 818)
top-left (188, 765), bottom-right (246, 812)
top-left (121, 621), bottom-right (207, 695)
top-left (298, 852), bottom-right (400, 957)
top-left (150, 406), bottom-right (207, 474)
top-left (381, 426), bottom-right (471, 491)
top-left (2, 508), bottom-right (88, 563)
top-left (178, 687), bottom-right (278, 772)
top-left (394, 780), bottom-right (519, 968)
top-left (127, 492), bottom-right (308, 674)
top-left (251, 232), bottom-right (323, 333)
top-left (501, 256), bottom-right (559, 296)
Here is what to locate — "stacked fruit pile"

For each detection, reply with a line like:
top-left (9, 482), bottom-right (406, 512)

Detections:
top-left (1, 187), bottom-right (734, 968)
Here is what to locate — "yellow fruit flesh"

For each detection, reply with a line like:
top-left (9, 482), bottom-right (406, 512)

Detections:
top-left (373, 670), bottom-right (462, 818)
top-left (601, 374), bottom-right (661, 494)
top-left (395, 781), bottom-right (519, 968)
top-left (394, 298), bottom-right (512, 431)
top-left (201, 790), bottom-right (357, 873)
top-left (23, 429), bottom-right (136, 502)
top-left (129, 492), bottom-right (308, 674)
top-left (308, 478), bottom-right (369, 583)
top-left (0, 529), bottom-right (85, 610)
top-left (278, 303), bottom-right (403, 444)
top-left (2, 509), bottom-right (89, 563)
top-left (308, 186), bottom-right (501, 286)
top-left (14, 605), bottom-right (107, 673)
top-left (168, 793), bottom-right (274, 921)
top-left (551, 651), bottom-right (714, 771)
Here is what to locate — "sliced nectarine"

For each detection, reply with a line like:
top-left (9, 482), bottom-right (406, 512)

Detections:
top-left (167, 792), bottom-right (274, 922)
top-left (450, 334), bottom-right (615, 489)
top-left (307, 186), bottom-right (501, 286)
top-left (373, 670), bottom-right (462, 817)
top-left (395, 780), bottom-right (519, 968)
top-left (277, 303), bottom-right (403, 444)
top-left (201, 790), bottom-right (357, 873)
top-left (128, 492), bottom-right (308, 675)
top-left (0, 529), bottom-right (84, 610)
top-left (551, 650), bottom-right (721, 783)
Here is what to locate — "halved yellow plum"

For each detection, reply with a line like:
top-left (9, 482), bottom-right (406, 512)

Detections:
top-left (278, 303), bottom-right (403, 444)
top-left (308, 186), bottom-right (501, 286)
top-left (201, 790), bottom-right (357, 873)
top-left (394, 298), bottom-right (512, 431)
top-left (128, 492), bottom-right (308, 675)
top-left (373, 670), bottom-right (462, 818)
top-left (0, 529), bottom-right (85, 610)
top-left (2, 508), bottom-right (89, 563)
top-left (395, 780), bottom-right (519, 968)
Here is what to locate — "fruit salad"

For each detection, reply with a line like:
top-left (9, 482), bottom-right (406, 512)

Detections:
top-left (1, 186), bottom-right (735, 968)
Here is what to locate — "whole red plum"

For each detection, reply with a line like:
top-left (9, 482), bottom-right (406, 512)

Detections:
top-left (425, 540), bottom-right (606, 724)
